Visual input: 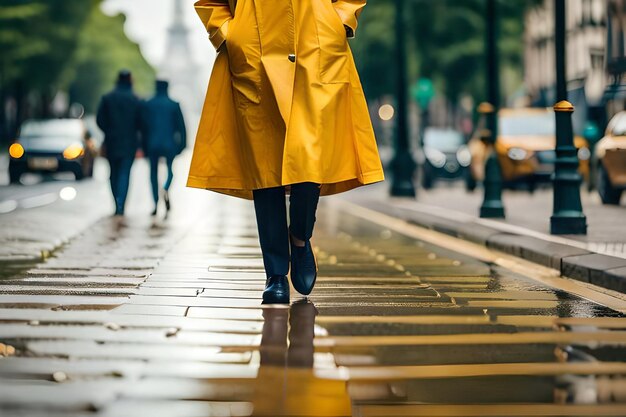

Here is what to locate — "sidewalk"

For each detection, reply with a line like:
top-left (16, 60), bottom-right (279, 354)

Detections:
top-left (347, 183), bottom-right (626, 293)
top-left (0, 156), bottom-right (183, 277)
top-left (1, 182), bottom-right (626, 416)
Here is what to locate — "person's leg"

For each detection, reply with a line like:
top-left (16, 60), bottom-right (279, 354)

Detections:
top-left (289, 182), bottom-right (321, 243)
top-left (108, 158), bottom-right (121, 214)
top-left (116, 156), bottom-right (134, 214)
top-left (253, 186), bottom-right (290, 278)
top-left (164, 156), bottom-right (175, 191)
top-left (288, 182), bottom-right (321, 296)
top-left (162, 155), bottom-right (175, 212)
top-left (149, 155), bottom-right (160, 206)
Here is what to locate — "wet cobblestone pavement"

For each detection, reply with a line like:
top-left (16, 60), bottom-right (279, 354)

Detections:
top-left (1, 192), bottom-right (626, 416)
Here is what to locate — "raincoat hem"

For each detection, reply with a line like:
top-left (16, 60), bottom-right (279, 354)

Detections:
top-left (186, 171), bottom-right (384, 200)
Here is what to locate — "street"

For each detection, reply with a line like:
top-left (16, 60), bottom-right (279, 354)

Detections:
top-left (1, 160), bottom-right (626, 416)
top-left (1, 0), bottom-right (626, 415)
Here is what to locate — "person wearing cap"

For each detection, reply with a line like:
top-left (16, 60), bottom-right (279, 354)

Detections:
top-left (188, 0), bottom-right (384, 304)
top-left (141, 80), bottom-right (187, 216)
top-left (96, 70), bottom-right (142, 216)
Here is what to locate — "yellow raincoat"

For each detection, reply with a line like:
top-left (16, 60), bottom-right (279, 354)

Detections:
top-left (187, 0), bottom-right (384, 199)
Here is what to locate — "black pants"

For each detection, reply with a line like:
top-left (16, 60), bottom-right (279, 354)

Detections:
top-left (108, 156), bottom-right (134, 214)
top-left (149, 154), bottom-right (175, 204)
top-left (253, 182), bottom-right (321, 278)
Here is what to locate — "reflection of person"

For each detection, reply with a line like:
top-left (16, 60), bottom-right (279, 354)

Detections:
top-left (188, 0), bottom-right (385, 304)
top-left (82, 130), bottom-right (97, 178)
top-left (254, 302), bottom-right (351, 416)
top-left (96, 70), bottom-right (142, 216)
top-left (141, 80), bottom-right (186, 216)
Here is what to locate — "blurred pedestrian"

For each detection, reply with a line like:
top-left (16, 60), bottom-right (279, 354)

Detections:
top-left (188, 0), bottom-right (384, 304)
top-left (96, 70), bottom-right (142, 216)
top-left (141, 80), bottom-right (186, 216)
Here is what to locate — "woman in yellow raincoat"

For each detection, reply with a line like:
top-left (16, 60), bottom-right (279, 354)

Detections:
top-left (189, 0), bottom-right (384, 304)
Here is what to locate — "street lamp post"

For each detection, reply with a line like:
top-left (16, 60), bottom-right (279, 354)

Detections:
top-left (479, 0), bottom-right (505, 218)
top-left (550, 0), bottom-right (587, 235)
top-left (390, 0), bottom-right (417, 197)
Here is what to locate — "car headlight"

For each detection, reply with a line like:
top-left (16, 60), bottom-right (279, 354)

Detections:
top-left (9, 143), bottom-right (24, 159)
top-left (425, 148), bottom-right (446, 168)
top-left (507, 147), bottom-right (528, 161)
top-left (577, 147), bottom-right (591, 161)
top-left (456, 146), bottom-right (472, 167)
top-left (63, 143), bottom-right (84, 160)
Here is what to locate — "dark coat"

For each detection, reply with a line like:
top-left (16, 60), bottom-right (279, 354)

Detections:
top-left (96, 82), bottom-right (142, 160)
top-left (141, 89), bottom-right (186, 158)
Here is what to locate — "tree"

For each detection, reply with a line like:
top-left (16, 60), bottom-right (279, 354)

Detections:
top-left (0, 0), bottom-right (95, 139)
top-left (0, 0), bottom-right (155, 143)
top-left (350, 0), bottom-right (398, 99)
top-left (351, 0), bottom-right (538, 108)
top-left (0, 1), bottom-right (95, 88)
top-left (65, 7), bottom-right (156, 113)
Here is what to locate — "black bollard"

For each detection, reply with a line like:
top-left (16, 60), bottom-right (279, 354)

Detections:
top-left (390, 0), bottom-right (417, 197)
top-left (479, 0), bottom-right (505, 219)
top-left (550, 0), bottom-right (587, 235)
top-left (478, 102), bottom-right (505, 219)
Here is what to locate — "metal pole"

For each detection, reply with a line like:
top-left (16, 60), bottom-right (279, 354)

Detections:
top-left (390, 0), bottom-right (416, 197)
top-left (555, 0), bottom-right (567, 101)
top-left (479, 0), bottom-right (505, 218)
top-left (419, 107), bottom-right (428, 149)
top-left (550, 0), bottom-right (587, 234)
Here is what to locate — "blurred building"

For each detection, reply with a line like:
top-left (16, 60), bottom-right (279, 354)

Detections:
top-left (524, 0), bottom-right (625, 131)
top-left (606, 0), bottom-right (626, 116)
top-left (159, 0), bottom-right (203, 116)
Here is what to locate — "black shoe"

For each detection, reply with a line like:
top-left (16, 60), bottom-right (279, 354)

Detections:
top-left (151, 207), bottom-right (158, 216)
top-left (290, 240), bottom-right (317, 296)
top-left (262, 276), bottom-right (290, 304)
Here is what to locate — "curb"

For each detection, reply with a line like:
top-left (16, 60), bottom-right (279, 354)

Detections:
top-left (363, 200), bottom-right (626, 294)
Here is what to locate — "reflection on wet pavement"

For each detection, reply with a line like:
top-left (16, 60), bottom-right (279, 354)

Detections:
top-left (0, 193), bottom-right (625, 416)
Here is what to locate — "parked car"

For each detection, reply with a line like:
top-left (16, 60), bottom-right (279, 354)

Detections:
top-left (419, 128), bottom-right (471, 189)
top-left (8, 119), bottom-right (97, 183)
top-left (594, 111), bottom-right (626, 205)
top-left (468, 108), bottom-right (590, 190)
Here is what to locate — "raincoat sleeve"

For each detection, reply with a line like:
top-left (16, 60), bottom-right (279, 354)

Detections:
top-left (194, 0), bottom-right (233, 50)
top-left (332, 0), bottom-right (366, 39)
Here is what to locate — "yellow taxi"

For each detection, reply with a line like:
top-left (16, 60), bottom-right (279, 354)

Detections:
top-left (595, 111), bottom-right (626, 205)
top-left (468, 108), bottom-right (590, 190)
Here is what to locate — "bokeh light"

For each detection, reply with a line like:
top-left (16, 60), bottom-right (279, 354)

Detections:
top-left (63, 143), bottom-right (84, 160)
top-left (9, 143), bottom-right (25, 159)
top-left (59, 187), bottom-right (77, 201)
top-left (378, 104), bottom-right (395, 121)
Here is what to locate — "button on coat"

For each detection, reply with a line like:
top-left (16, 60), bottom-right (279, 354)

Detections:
top-left (188, 0), bottom-right (384, 199)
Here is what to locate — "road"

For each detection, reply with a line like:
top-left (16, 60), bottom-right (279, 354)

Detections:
top-left (0, 156), bottom-right (130, 215)
top-left (0, 158), bottom-right (625, 416)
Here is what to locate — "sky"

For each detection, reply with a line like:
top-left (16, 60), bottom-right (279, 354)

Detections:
top-left (101, 0), bottom-right (216, 80)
